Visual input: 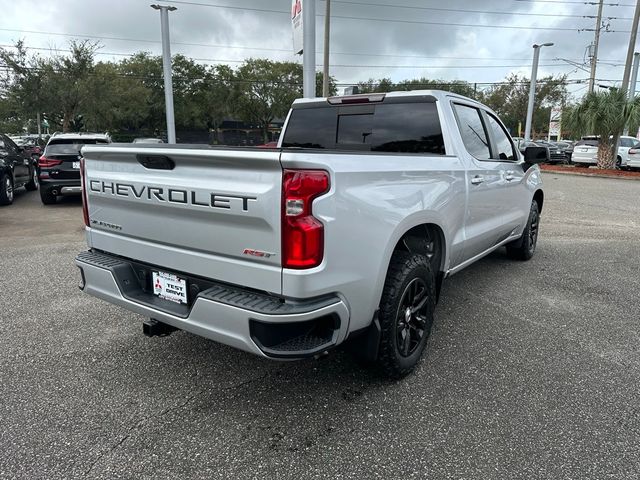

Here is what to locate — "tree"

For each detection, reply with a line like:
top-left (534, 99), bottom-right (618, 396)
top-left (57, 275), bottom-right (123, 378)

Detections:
top-left (396, 77), bottom-right (478, 98)
top-left (315, 71), bottom-right (337, 97)
top-left (235, 59), bottom-right (302, 141)
top-left (0, 41), bottom-right (51, 133)
top-left (201, 64), bottom-right (237, 142)
top-left (357, 77), bottom-right (395, 93)
top-left (563, 89), bottom-right (640, 169)
top-left (49, 40), bottom-right (100, 131)
top-left (482, 74), bottom-right (568, 137)
top-left (116, 52), bottom-right (165, 133)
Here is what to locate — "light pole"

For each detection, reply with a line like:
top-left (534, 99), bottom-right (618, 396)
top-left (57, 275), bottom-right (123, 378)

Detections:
top-left (322, 0), bottom-right (331, 97)
top-left (151, 4), bottom-right (177, 144)
top-left (524, 42), bottom-right (554, 141)
top-left (303, 0), bottom-right (316, 98)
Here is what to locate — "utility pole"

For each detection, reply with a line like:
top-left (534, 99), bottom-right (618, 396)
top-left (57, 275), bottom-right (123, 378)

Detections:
top-left (524, 43), bottom-right (554, 141)
top-left (303, 0), bottom-right (316, 98)
top-left (588, 0), bottom-right (604, 94)
top-left (322, 0), bottom-right (331, 97)
top-left (151, 4), bottom-right (177, 144)
top-left (621, 0), bottom-right (640, 95)
top-left (624, 52), bottom-right (640, 135)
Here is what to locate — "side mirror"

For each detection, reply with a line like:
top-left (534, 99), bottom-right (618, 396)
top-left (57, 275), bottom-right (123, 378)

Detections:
top-left (523, 145), bottom-right (549, 165)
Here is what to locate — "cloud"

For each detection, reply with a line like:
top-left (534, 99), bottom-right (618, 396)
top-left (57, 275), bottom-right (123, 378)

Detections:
top-left (1, 0), bottom-right (636, 96)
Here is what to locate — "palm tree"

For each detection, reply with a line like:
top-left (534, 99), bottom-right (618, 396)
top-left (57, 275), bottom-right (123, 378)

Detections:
top-left (564, 89), bottom-right (640, 169)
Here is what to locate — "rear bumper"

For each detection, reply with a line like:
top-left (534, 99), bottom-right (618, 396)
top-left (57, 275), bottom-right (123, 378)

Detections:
top-left (40, 178), bottom-right (81, 195)
top-left (75, 250), bottom-right (350, 359)
top-left (572, 157), bottom-right (597, 165)
top-left (627, 159), bottom-right (640, 168)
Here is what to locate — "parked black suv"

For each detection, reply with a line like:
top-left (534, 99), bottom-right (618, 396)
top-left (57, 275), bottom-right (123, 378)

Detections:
top-left (0, 133), bottom-right (39, 206)
top-left (39, 133), bottom-right (110, 205)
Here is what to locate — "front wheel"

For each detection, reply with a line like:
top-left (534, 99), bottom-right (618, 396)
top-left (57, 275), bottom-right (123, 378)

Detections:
top-left (506, 200), bottom-right (540, 261)
top-left (374, 251), bottom-right (436, 379)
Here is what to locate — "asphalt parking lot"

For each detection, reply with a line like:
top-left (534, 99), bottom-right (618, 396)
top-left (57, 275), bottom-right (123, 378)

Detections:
top-left (1, 173), bottom-right (639, 480)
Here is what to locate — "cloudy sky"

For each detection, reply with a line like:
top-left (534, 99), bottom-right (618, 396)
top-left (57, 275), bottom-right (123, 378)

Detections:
top-left (1, 0), bottom-right (637, 98)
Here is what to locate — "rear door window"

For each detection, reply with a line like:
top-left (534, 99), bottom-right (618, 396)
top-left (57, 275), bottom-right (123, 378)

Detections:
top-left (282, 101), bottom-right (446, 155)
top-left (452, 104), bottom-right (491, 160)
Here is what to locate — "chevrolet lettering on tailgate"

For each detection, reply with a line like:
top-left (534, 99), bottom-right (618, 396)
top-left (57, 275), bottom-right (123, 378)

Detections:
top-left (88, 180), bottom-right (257, 211)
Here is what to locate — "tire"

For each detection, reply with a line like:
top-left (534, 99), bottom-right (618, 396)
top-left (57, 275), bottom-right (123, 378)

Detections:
top-left (506, 200), bottom-right (540, 261)
top-left (40, 187), bottom-right (57, 205)
top-left (616, 156), bottom-right (622, 169)
top-left (0, 174), bottom-right (14, 206)
top-left (374, 251), bottom-right (436, 379)
top-left (25, 167), bottom-right (38, 191)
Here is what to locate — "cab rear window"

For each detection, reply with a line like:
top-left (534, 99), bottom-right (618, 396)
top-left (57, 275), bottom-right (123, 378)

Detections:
top-left (282, 101), bottom-right (446, 155)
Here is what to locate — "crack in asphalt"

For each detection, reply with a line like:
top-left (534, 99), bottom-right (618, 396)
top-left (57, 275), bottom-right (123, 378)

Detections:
top-left (81, 366), bottom-right (274, 477)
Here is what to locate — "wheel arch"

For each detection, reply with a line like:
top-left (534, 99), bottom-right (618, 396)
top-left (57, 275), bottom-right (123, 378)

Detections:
top-left (533, 189), bottom-right (544, 214)
top-left (386, 221), bottom-right (448, 302)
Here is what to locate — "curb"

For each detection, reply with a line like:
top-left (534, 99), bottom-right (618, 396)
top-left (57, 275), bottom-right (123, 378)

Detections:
top-left (540, 168), bottom-right (640, 182)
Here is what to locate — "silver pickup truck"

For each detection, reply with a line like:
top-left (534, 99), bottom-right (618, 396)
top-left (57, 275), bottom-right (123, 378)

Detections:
top-left (76, 90), bottom-right (546, 378)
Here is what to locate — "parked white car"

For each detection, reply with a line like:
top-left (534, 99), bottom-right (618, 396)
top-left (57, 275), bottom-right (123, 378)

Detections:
top-left (572, 135), bottom-right (640, 167)
top-left (627, 144), bottom-right (640, 169)
top-left (618, 136), bottom-right (640, 167)
top-left (572, 137), bottom-right (599, 166)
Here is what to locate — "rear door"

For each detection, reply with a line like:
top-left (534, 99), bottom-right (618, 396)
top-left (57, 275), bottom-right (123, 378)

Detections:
top-left (82, 145), bottom-right (283, 294)
top-left (1, 135), bottom-right (29, 184)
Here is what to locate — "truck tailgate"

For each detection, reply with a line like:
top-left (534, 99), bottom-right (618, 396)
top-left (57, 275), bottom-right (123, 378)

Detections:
top-left (81, 145), bottom-right (283, 294)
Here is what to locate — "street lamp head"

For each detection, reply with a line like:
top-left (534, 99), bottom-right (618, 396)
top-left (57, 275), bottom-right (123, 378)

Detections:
top-left (533, 42), bottom-right (554, 48)
top-left (150, 4), bottom-right (177, 10)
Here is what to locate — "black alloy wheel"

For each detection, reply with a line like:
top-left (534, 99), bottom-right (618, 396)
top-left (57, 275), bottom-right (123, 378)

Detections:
top-left (506, 200), bottom-right (540, 261)
top-left (396, 278), bottom-right (430, 357)
top-left (526, 204), bottom-right (539, 255)
top-left (375, 251), bottom-right (436, 378)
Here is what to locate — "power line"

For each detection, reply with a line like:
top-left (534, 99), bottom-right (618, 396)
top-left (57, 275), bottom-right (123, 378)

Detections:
top-left (326, 0), bottom-right (632, 19)
top-left (136, 1), bottom-right (626, 32)
top-left (513, 0), bottom-right (634, 5)
top-left (1, 43), bottom-right (611, 64)
top-left (0, 63), bottom-right (591, 86)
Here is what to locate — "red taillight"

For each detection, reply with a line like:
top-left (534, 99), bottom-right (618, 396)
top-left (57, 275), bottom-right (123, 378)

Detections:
top-left (282, 169), bottom-right (330, 269)
top-left (629, 149), bottom-right (638, 155)
top-left (38, 155), bottom-right (63, 168)
top-left (80, 158), bottom-right (89, 227)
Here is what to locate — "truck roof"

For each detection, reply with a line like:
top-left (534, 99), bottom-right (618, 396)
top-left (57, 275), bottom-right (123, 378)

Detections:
top-left (293, 89), bottom-right (481, 107)
top-left (49, 132), bottom-right (110, 141)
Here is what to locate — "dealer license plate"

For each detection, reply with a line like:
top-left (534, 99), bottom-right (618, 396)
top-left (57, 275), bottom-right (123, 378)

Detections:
top-left (152, 271), bottom-right (188, 304)
top-left (72, 161), bottom-right (80, 169)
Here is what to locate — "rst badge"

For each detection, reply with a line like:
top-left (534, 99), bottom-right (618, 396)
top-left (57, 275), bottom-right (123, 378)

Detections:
top-left (243, 248), bottom-right (275, 259)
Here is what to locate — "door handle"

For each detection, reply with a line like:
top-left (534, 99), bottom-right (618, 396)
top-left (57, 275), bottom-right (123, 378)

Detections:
top-left (505, 170), bottom-right (515, 182)
top-left (471, 175), bottom-right (484, 185)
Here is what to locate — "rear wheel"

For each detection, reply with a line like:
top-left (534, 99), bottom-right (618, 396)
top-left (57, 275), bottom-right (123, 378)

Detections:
top-left (40, 188), bottom-right (57, 205)
top-left (0, 174), bottom-right (14, 205)
top-left (374, 251), bottom-right (436, 379)
top-left (25, 167), bottom-right (38, 191)
top-left (506, 200), bottom-right (539, 261)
